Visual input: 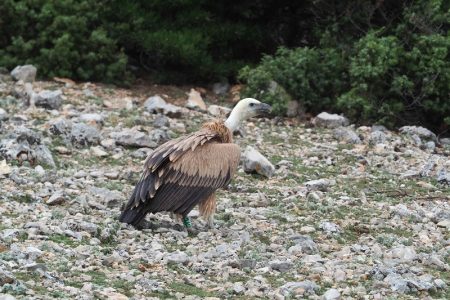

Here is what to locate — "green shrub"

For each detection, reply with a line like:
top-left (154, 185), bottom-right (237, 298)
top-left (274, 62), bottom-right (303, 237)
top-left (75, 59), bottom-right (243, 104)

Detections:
top-left (239, 47), bottom-right (347, 115)
top-left (0, 0), bottom-right (128, 82)
top-left (103, 1), bottom-right (269, 83)
top-left (338, 31), bottom-right (450, 127)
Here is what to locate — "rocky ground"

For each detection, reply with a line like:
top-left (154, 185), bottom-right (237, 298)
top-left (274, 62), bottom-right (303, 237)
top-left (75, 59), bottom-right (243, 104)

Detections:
top-left (0, 67), bottom-right (449, 299)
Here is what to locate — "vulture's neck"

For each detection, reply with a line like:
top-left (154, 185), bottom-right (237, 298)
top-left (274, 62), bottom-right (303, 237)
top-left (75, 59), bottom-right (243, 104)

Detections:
top-left (224, 108), bottom-right (242, 132)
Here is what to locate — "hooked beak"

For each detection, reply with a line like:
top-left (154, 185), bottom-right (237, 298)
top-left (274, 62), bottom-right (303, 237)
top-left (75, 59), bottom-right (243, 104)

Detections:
top-left (256, 103), bottom-right (272, 115)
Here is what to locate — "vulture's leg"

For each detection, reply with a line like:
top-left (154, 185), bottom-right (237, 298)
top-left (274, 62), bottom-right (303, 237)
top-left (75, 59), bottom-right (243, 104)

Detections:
top-left (171, 213), bottom-right (185, 231)
top-left (206, 215), bottom-right (215, 229)
top-left (199, 193), bottom-right (216, 229)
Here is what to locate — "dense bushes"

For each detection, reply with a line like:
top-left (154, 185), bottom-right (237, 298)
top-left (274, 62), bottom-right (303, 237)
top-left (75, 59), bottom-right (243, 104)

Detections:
top-left (0, 0), bottom-right (276, 83)
top-left (0, 0), bottom-right (128, 82)
top-left (0, 0), bottom-right (448, 130)
top-left (239, 47), bottom-right (347, 115)
top-left (240, 0), bottom-right (450, 131)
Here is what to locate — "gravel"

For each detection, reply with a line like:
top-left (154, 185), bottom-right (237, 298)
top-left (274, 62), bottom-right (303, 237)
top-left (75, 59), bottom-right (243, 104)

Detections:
top-left (0, 77), bottom-right (448, 299)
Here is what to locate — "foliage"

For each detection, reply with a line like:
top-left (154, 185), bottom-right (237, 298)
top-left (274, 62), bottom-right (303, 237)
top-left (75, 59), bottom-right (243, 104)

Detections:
top-left (0, 0), bottom-right (448, 130)
top-left (102, 0), bottom-right (272, 82)
top-left (239, 0), bottom-right (450, 131)
top-left (239, 47), bottom-right (347, 115)
top-left (0, 0), bottom-right (128, 83)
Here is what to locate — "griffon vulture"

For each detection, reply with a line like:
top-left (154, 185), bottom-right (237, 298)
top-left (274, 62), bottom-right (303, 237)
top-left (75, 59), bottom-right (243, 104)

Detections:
top-left (119, 98), bottom-right (271, 230)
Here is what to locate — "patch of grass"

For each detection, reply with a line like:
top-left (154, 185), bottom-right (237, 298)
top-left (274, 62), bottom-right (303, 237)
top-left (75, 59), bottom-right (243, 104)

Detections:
top-left (10, 194), bottom-right (34, 203)
top-left (17, 232), bottom-right (29, 242)
top-left (376, 234), bottom-right (397, 248)
top-left (112, 279), bottom-right (135, 297)
top-left (144, 290), bottom-right (173, 299)
top-left (47, 234), bottom-right (85, 247)
top-left (99, 181), bottom-right (125, 191)
top-left (51, 209), bottom-right (66, 220)
top-left (50, 290), bottom-right (67, 298)
top-left (169, 282), bottom-right (218, 298)
top-left (13, 272), bottom-right (55, 296)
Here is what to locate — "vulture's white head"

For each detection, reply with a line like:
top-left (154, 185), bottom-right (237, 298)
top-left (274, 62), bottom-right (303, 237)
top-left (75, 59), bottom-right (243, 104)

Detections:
top-left (224, 98), bottom-right (271, 131)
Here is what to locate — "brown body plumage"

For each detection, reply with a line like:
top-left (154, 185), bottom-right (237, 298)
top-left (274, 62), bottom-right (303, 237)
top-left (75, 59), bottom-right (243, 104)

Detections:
top-left (119, 121), bottom-right (240, 227)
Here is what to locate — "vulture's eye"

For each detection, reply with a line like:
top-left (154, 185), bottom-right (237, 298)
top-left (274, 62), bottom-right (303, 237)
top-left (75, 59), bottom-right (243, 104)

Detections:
top-left (249, 103), bottom-right (255, 107)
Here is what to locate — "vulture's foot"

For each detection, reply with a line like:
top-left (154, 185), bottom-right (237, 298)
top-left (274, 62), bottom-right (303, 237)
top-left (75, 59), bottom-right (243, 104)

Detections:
top-left (205, 215), bottom-right (215, 229)
top-left (135, 220), bottom-right (157, 230)
top-left (187, 227), bottom-right (199, 236)
top-left (173, 224), bottom-right (185, 232)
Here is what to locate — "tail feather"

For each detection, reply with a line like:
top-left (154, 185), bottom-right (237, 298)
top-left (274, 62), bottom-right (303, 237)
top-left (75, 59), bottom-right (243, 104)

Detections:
top-left (119, 174), bottom-right (155, 227)
top-left (119, 206), bottom-right (147, 227)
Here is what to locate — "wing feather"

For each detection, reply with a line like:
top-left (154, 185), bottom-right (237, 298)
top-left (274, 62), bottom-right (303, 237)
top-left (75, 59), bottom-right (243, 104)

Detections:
top-left (119, 129), bottom-right (240, 226)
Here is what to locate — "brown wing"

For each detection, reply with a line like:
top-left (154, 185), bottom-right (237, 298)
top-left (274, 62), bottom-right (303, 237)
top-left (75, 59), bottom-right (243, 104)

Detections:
top-left (119, 130), bottom-right (240, 226)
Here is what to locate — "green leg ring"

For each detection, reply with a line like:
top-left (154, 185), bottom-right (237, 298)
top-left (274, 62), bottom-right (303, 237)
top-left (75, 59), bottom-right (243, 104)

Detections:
top-left (182, 216), bottom-right (192, 228)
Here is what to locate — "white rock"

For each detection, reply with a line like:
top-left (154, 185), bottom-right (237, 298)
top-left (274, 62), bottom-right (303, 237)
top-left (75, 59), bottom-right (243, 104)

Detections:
top-left (144, 95), bottom-right (182, 118)
top-left (319, 221), bottom-right (341, 234)
top-left (279, 281), bottom-right (319, 296)
top-left (384, 273), bottom-right (409, 293)
top-left (0, 160), bottom-right (12, 176)
top-left (186, 89), bottom-right (206, 110)
top-left (390, 246), bottom-right (417, 262)
top-left (90, 146), bottom-right (109, 157)
top-left (333, 127), bottom-right (361, 144)
top-left (437, 220), bottom-right (450, 230)
top-left (11, 65), bottom-right (37, 82)
top-left (313, 112), bottom-right (349, 128)
top-left (323, 288), bottom-right (340, 300)
top-left (0, 294), bottom-right (17, 300)
top-left (207, 104), bottom-right (231, 117)
top-left (35, 89), bottom-right (63, 109)
top-left (46, 190), bottom-right (66, 205)
top-left (242, 146), bottom-right (275, 178)
top-left (110, 128), bottom-right (157, 148)
top-left (80, 113), bottom-right (104, 124)
top-left (0, 108), bottom-right (8, 121)
top-left (34, 165), bottom-right (45, 176)
top-left (305, 179), bottom-right (334, 191)
top-left (166, 251), bottom-right (189, 264)
top-left (100, 138), bottom-right (116, 150)
top-left (232, 282), bottom-right (245, 294)
top-left (25, 246), bottom-right (43, 261)
top-left (399, 126), bottom-right (436, 141)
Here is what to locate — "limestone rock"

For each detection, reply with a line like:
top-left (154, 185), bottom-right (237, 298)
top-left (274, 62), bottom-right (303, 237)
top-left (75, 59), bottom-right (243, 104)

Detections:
top-left (242, 146), bottom-right (275, 178)
top-left (399, 126), bottom-right (437, 142)
top-left (323, 288), bottom-right (340, 300)
top-left (80, 113), bottom-right (104, 124)
top-left (269, 260), bottom-right (293, 272)
top-left (144, 95), bottom-right (182, 118)
top-left (313, 112), bottom-right (349, 128)
top-left (333, 127), bottom-right (361, 144)
top-left (46, 190), bottom-right (66, 205)
top-left (207, 105), bottom-right (231, 117)
top-left (305, 179), bottom-right (334, 191)
top-left (212, 81), bottom-right (230, 95)
top-left (11, 65), bottom-right (37, 83)
top-left (279, 281), bottom-right (319, 296)
top-left (70, 123), bottom-right (101, 146)
top-left (166, 251), bottom-right (189, 264)
top-left (110, 128), bottom-right (157, 148)
top-left (0, 108), bottom-right (8, 121)
top-left (186, 89), bottom-right (206, 110)
top-left (0, 160), bottom-right (12, 176)
top-left (35, 90), bottom-right (63, 110)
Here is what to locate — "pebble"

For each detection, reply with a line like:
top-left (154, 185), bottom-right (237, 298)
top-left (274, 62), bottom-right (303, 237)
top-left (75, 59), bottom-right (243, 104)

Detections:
top-left (46, 190), bottom-right (66, 205)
